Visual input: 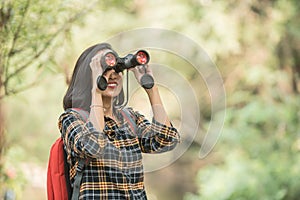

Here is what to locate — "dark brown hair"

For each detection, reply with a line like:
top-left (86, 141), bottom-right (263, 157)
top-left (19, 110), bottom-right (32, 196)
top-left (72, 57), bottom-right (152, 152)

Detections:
top-left (63, 43), bottom-right (124, 112)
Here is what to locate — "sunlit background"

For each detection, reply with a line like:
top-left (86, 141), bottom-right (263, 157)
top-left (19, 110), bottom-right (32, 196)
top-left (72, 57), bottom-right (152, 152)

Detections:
top-left (1, 0), bottom-right (300, 199)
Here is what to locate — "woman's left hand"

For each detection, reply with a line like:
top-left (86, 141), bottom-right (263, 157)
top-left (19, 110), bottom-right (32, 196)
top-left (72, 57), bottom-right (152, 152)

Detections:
top-left (129, 64), bottom-right (154, 86)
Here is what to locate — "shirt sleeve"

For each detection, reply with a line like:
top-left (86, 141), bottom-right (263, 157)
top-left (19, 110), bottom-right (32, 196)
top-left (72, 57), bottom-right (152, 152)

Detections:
top-left (130, 109), bottom-right (180, 154)
top-left (58, 109), bottom-right (108, 159)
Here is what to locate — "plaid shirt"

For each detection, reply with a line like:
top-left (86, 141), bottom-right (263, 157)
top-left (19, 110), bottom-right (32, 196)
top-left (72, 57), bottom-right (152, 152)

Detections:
top-left (58, 107), bottom-right (180, 200)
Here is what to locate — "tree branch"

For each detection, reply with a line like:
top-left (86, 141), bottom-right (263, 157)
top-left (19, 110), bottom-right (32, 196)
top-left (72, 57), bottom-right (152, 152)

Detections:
top-left (0, 0), bottom-right (97, 99)
top-left (7, 0), bottom-right (30, 57)
top-left (2, 1), bottom-right (97, 96)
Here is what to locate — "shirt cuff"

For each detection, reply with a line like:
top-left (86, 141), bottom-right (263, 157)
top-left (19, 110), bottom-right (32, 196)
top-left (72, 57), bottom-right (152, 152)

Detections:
top-left (151, 118), bottom-right (180, 140)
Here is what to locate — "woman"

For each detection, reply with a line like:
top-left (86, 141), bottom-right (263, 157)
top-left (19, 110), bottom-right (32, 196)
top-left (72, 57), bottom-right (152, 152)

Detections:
top-left (59, 43), bottom-right (180, 199)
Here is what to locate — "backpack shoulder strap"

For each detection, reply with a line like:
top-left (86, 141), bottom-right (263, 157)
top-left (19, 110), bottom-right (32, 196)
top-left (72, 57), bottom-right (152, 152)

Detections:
top-left (71, 159), bottom-right (86, 200)
top-left (66, 108), bottom-right (89, 200)
top-left (63, 146), bottom-right (72, 200)
top-left (70, 108), bottom-right (89, 121)
top-left (120, 107), bottom-right (137, 133)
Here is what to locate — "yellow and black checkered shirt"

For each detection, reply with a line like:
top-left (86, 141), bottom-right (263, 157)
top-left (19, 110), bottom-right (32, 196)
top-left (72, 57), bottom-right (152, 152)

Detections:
top-left (58, 107), bottom-right (180, 200)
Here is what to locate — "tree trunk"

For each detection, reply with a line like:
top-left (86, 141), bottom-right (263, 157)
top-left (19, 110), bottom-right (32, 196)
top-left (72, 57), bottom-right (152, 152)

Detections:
top-left (0, 54), bottom-right (6, 192)
top-left (0, 101), bottom-right (5, 193)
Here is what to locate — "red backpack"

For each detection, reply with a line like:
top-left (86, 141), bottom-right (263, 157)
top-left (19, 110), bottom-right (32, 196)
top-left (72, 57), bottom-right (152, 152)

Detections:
top-left (47, 108), bottom-right (136, 200)
top-left (47, 137), bottom-right (70, 200)
top-left (47, 108), bottom-right (89, 200)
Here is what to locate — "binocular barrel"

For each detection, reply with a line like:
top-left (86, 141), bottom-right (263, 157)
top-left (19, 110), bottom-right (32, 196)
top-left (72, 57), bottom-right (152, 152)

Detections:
top-left (116, 50), bottom-right (149, 73)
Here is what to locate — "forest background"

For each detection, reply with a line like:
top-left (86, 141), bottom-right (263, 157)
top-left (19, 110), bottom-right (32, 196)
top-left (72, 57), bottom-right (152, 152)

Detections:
top-left (1, 0), bottom-right (300, 199)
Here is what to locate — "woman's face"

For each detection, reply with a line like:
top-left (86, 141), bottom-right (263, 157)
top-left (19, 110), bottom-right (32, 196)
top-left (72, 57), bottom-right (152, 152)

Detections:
top-left (96, 50), bottom-right (123, 98)
top-left (102, 69), bottom-right (123, 98)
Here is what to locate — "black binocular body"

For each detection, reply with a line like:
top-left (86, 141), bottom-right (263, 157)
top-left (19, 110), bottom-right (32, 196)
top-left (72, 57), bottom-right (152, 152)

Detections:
top-left (97, 50), bottom-right (154, 90)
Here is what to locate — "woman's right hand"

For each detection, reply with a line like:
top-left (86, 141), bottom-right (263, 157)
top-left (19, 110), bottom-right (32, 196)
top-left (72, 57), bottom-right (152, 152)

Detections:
top-left (90, 53), bottom-right (104, 92)
top-left (89, 52), bottom-right (105, 130)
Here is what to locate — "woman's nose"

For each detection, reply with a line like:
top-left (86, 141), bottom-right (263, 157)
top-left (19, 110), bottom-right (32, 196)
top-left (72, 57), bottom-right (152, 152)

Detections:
top-left (109, 71), bottom-right (117, 78)
top-left (107, 69), bottom-right (121, 80)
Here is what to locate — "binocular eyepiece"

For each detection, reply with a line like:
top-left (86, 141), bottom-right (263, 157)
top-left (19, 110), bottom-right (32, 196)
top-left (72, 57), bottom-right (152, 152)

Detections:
top-left (97, 50), bottom-right (154, 90)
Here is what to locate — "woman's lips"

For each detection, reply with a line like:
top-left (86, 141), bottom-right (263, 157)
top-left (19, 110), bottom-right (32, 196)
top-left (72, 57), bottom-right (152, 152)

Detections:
top-left (107, 82), bottom-right (118, 88)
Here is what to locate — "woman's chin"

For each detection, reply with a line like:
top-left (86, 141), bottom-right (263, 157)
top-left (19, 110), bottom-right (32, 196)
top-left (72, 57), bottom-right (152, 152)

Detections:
top-left (103, 90), bottom-right (119, 98)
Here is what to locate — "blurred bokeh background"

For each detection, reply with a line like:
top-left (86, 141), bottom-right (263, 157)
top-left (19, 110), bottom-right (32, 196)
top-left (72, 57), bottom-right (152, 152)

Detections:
top-left (1, 0), bottom-right (300, 199)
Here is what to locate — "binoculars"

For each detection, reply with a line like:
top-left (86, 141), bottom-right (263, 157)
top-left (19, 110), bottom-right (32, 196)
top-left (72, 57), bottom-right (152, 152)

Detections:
top-left (97, 50), bottom-right (154, 90)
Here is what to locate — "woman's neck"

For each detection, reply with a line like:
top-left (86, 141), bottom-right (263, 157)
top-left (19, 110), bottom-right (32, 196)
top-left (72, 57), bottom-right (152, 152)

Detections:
top-left (102, 96), bottom-right (114, 118)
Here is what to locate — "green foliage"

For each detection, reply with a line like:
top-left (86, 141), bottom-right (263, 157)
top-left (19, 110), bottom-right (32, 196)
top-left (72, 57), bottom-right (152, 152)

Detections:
top-left (184, 0), bottom-right (300, 199)
top-left (0, 0), bottom-right (96, 98)
top-left (185, 95), bottom-right (300, 200)
top-left (0, 145), bottom-right (27, 199)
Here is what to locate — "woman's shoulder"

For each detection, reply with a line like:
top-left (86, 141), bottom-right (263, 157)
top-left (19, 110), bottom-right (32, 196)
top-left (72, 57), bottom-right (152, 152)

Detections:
top-left (59, 108), bottom-right (89, 121)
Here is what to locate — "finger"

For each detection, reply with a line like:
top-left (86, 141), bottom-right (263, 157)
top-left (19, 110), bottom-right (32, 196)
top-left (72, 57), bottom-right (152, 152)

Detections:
top-left (92, 53), bottom-right (103, 60)
top-left (91, 55), bottom-right (104, 70)
top-left (144, 64), bottom-right (153, 75)
top-left (91, 54), bottom-right (103, 66)
top-left (128, 67), bottom-right (137, 73)
top-left (90, 60), bottom-right (98, 70)
top-left (91, 57), bottom-right (101, 65)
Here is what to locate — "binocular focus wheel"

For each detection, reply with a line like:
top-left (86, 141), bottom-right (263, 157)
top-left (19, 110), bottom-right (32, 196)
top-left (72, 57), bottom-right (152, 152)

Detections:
top-left (97, 76), bottom-right (108, 91)
top-left (141, 74), bottom-right (154, 89)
